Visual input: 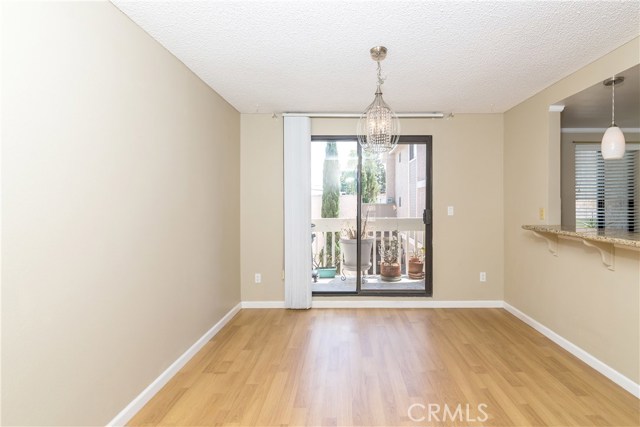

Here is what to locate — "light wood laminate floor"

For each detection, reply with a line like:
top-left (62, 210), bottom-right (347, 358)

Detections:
top-left (129, 308), bottom-right (639, 426)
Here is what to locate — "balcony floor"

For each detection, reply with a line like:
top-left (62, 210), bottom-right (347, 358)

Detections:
top-left (312, 274), bottom-right (425, 292)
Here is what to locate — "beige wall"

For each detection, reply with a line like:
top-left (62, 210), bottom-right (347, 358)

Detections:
top-left (2, 2), bottom-right (240, 425)
top-left (504, 37), bottom-right (640, 383)
top-left (318, 117), bottom-right (505, 301)
top-left (240, 115), bottom-right (284, 302)
top-left (241, 114), bottom-right (505, 302)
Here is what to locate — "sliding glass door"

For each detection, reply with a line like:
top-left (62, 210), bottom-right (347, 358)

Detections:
top-left (310, 139), bottom-right (358, 292)
top-left (311, 136), bottom-right (432, 296)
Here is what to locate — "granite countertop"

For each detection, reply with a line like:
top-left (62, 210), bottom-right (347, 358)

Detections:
top-left (522, 225), bottom-right (640, 249)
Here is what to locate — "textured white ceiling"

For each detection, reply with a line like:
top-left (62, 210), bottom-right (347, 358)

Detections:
top-left (112, 0), bottom-right (640, 114)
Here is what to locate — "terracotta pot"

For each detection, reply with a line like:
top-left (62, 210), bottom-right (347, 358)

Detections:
top-left (408, 258), bottom-right (424, 275)
top-left (380, 262), bottom-right (401, 281)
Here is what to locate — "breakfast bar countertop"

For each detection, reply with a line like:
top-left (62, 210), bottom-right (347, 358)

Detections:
top-left (522, 224), bottom-right (640, 249)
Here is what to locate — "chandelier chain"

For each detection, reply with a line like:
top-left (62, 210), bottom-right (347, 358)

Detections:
top-left (376, 61), bottom-right (386, 87)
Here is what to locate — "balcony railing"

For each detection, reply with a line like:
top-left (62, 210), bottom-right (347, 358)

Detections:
top-left (311, 217), bottom-right (424, 275)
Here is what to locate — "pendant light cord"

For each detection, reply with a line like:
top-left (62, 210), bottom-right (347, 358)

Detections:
top-left (611, 75), bottom-right (615, 126)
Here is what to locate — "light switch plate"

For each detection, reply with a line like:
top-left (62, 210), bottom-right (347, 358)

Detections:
top-left (447, 206), bottom-right (454, 216)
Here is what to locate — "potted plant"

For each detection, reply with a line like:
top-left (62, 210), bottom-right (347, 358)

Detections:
top-left (313, 243), bottom-right (337, 281)
top-left (379, 234), bottom-right (402, 282)
top-left (408, 246), bottom-right (425, 280)
top-left (317, 265), bottom-right (337, 279)
top-left (340, 213), bottom-right (374, 279)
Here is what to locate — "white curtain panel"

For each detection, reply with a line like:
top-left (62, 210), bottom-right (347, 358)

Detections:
top-left (284, 116), bottom-right (312, 309)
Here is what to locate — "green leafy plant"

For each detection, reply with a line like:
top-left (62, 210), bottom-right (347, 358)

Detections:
top-left (361, 156), bottom-right (380, 203)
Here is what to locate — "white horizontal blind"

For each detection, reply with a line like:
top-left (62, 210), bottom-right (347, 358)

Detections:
top-left (575, 143), bottom-right (639, 231)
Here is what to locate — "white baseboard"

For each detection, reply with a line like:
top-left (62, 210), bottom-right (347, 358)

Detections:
top-left (311, 299), bottom-right (504, 308)
top-left (241, 301), bottom-right (286, 308)
top-left (503, 302), bottom-right (640, 399)
top-left (239, 300), bottom-right (504, 309)
top-left (106, 302), bottom-right (242, 427)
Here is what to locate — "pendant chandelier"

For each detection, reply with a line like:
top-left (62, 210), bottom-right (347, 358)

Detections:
top-left (601, 75), bottom-right (626, 160)
top-left (357, 46), bottom-right (400, 154)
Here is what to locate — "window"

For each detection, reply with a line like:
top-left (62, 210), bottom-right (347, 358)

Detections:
top-left (575, 143), bottom-right (639, 231)
top-left (409, 144), bottom-right (416, 161)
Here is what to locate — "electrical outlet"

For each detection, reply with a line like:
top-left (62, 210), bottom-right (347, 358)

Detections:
top-left (480, 272), bottom-right (487, 282)
top-left (447, 206), bottom-right (454, 216)
top-left (539, 207), bottom-right (545, 220)
top-left (254, 273), bottom-right (262, 284)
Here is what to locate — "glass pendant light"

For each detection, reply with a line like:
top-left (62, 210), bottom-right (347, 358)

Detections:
top-left (601, 76), bottom-right (625, 160)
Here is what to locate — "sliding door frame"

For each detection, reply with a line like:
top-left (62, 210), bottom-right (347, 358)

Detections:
top-left (311, 135), bottom-right (433, 297)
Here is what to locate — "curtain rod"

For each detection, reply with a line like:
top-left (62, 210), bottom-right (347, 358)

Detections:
top-left (282, 112), bottom-right (445, 118)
